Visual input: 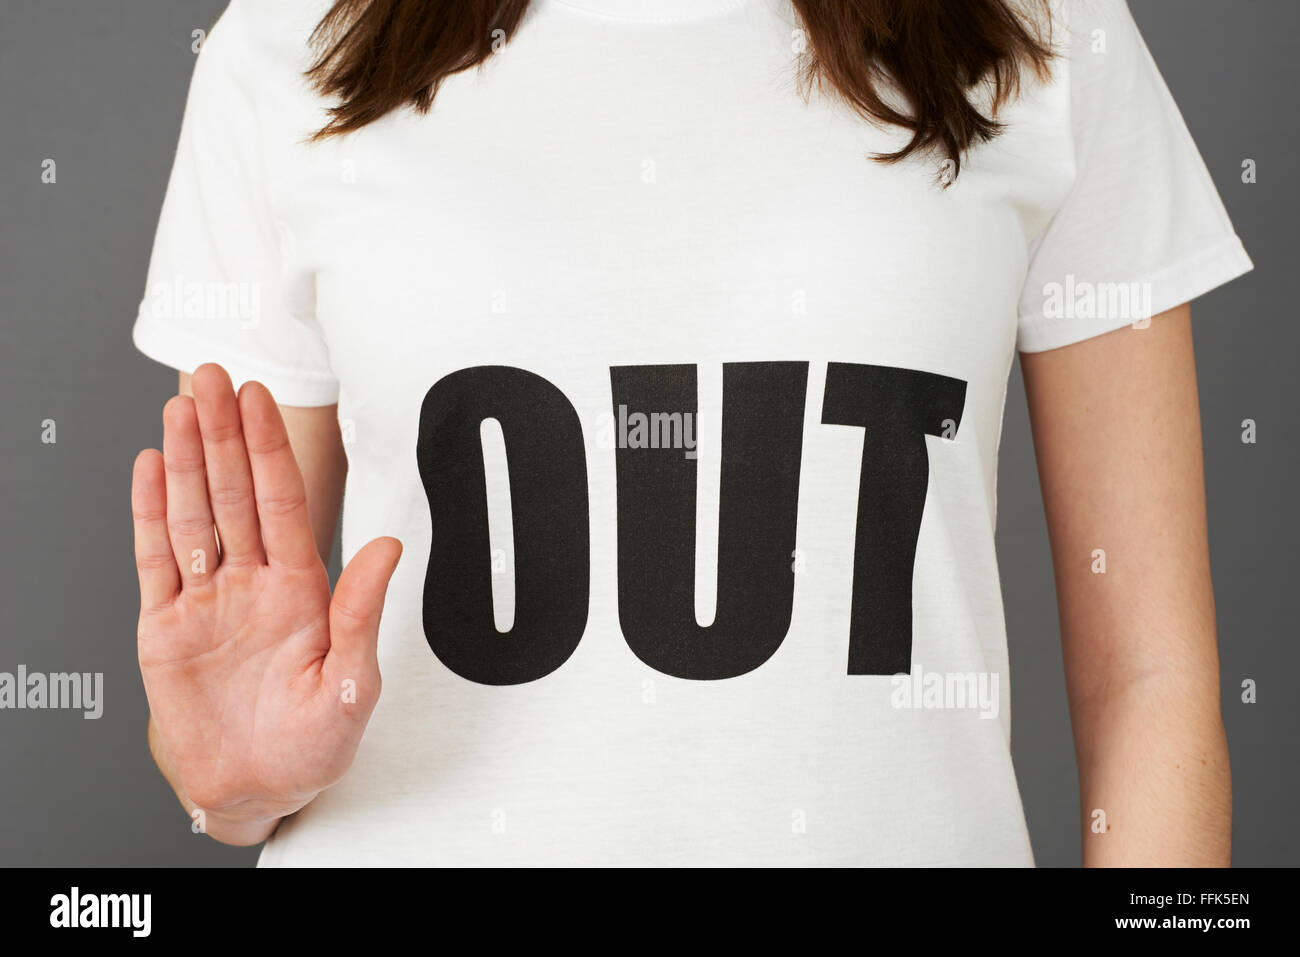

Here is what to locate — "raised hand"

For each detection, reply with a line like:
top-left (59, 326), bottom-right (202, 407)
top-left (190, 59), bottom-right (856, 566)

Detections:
top-left (131, 363), bottom-right (401, 841)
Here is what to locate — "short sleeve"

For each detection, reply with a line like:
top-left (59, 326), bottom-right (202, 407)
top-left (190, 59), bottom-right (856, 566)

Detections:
top-left (1015, 0), bottom-right (1253, 353)
top-left (131, 1), bottom-right (339, 405)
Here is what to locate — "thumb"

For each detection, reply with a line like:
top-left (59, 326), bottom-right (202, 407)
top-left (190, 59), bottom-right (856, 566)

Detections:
top-left (328, 536), bottom-right (403, 671)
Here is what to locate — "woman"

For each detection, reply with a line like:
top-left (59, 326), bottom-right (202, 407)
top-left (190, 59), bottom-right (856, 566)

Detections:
top-left (130, 0), bottom-right (1250, 866)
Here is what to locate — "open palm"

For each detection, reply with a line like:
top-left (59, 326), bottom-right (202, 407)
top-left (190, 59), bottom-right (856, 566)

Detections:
top-left (132, 363), bottom-right (401, 825)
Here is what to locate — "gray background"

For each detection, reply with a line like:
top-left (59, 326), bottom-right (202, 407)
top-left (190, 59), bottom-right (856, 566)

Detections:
top-left (0, 0), bottom-right (1293, 866)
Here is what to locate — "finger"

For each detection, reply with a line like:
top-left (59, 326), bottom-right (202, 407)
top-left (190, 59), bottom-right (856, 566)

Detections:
top-left (132, 449), bottom-right (180, 610)
top-left (191, 363), bottom-right (264, 566)
top-left (239, 381), bottom-right (320, 569)
top-left (162, 395), bottom-right (220, 588)
top-left (328, 537), bottom-right (403, 673)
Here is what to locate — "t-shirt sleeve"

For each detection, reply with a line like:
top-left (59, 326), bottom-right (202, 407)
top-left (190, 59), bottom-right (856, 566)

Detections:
top-left (1015, 0), bottom-right (1253, 353)
top-left (131, 1), bottom-right (339, 405)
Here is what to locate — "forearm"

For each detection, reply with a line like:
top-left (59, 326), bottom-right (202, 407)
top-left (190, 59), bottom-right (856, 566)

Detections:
top-left (1071, 671), bottom-right (1231, 866)
top-left (147, 715), bottom-right (285, 847)
top-left (1022, 306), bottom-right (1234, 867)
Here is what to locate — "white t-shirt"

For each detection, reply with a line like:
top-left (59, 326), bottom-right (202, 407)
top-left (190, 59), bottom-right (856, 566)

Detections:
top-left (133, 0), bottom-right (1252, 866)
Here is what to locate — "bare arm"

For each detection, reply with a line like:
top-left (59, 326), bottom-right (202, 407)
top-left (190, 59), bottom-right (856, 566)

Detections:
top-left (1021, 303), bottom-right (1231, 867)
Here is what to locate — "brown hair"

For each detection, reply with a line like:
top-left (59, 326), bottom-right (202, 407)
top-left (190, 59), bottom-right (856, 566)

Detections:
top-left (308, 0), bottom-right (1053, 175)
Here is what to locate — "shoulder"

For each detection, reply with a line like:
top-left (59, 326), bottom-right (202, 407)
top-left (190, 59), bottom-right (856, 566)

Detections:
top-left (188, 0), bottom-right (337, 141)
top-left (200, 0), bottom-right (334, 80)
top-left (1055, 0), bottom-right (1142, 49)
